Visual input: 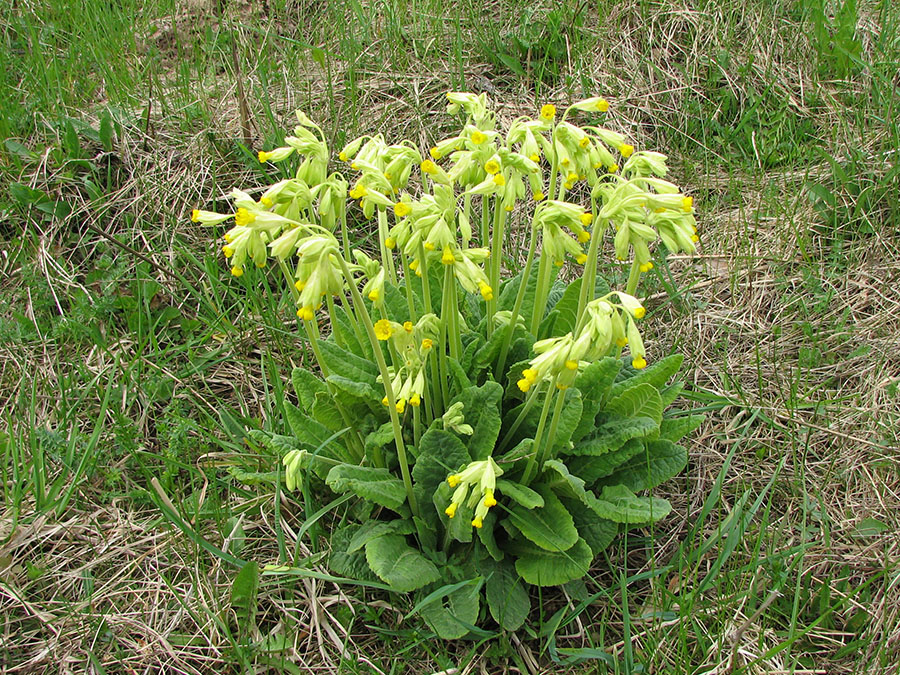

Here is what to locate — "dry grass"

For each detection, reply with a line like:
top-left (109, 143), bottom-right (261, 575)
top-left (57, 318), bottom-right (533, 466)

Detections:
top-left (1, 0), bottom-right (898, 672)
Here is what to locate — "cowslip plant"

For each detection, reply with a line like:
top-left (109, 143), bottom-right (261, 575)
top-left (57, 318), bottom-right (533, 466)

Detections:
top-left (198, 93), bottom-right (704, 637)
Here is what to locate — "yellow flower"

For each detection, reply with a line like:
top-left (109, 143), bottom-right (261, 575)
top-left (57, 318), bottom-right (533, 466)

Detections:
top-left (374, 319), bottom-right (393, 340)
top-left (632, 356), bottom-right (647, 369)
top-left (517, 378), bottom-right (532, 392)
top-left (470, 130), bottom-right (487, 144)
top-left (231, 266), bottom-right (244, 277)
top-left (640, 262), bottom-right (654, 272)
top-left (532, 191), bottom-right (545, 201)
top-left (445, 503), bottom-right (458, 518)
top-left (492, 174), bottom-right (506, 186)
top-left (580, 213), bottom-right (593, 227)
top-left (575, 253), bottom-right (588, 265)
top-left (579, 137), bottom-right (591, 149)
top-left (483, 489), bottom-right (497, 507)
top-left (258, 150), bottom-right (270, 163)
top-left (577, 231), bottom-right (591, 244)
top-left (396, 398), bottom-right (406, 414)
top-left (608, 164), bottom-right (619, 173)
top-left (339, 151), bottom-right (349, 161)
top-left (522, 368), bottom-right (538, 382)
top-left (421, 338), bottom-right (433, 350)
top-left (394, 201), bottom-right (412, 217)
top-left (429, 147), bottom-right (441, 159)
top-left (403, 321), bottom-right (414, 332)
top-left (484, 159), bottom-right (500, 174)
top-left (529, 153), bottom-right (540, 162)
top-left (472, 517), bottom-right (483, 529)
top-left (441, 247), bottom-right (456, 265)
top-left (616, 337), bottom-right (628, 347)
top-left (222, 245), bottom-right (234, 258)
top-left (409, 393), bottom-right (421, 407)
top-left (368, 288), bottom-right (380, 301)
top-left (682, 196), bottom-right (694, 211)
top-left (597, 98), bottom-right (609, 112)
top-left (633, 307), bottom-right (646, 319)
top-left (191, 209), bottom-right (200, 222)
top-left (295, 279), bottom-right (306, 291)
top-left (235, 208), bottom-right (256, 226)
top-left (297, 306), bottom-right (314, 320)
top-left (540, 104), bottom-right (557, 121)
top-left (619, 144), bottom-right (634, 158)
top-left (479, 281), bottom-right (493, 301)
top-left (421, 160), bottom-right (438, 174)
top-left (385, 237), bottom-right (396, 249)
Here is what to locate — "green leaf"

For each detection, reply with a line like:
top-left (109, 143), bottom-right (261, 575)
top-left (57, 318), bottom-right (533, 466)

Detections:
top-left (566, 439), bottom-right (645, 484)
top-left (316, 339), bottom-right (379, 384)
top-left (247, 429), bottom-right (299, 456)
top-left (364, 422), bottom-right (395, 465)
top-left (365, 535), bottom-right (441, 592)
top-left (329, 525), bottom-right (380, 583)
top-left (480, 557), bottom-right (530, 631)
top-left (549, 388), bottom-right (582, 455)
top-left (4, 139), bottom-right (36, 160)
top-left (605, 383), bottom-right (663, 425)
top-left (35, 200), bottom-right (72, 219)
top-left (496, 479), bottom-right (544, 509)
top-left (433, 481), bottom-right (473, 543)
top-left (230, 562), bottom-right (259, 633)
top-left (312, 391), bottom-right (343, 431)
top-left (346, 520), bottom-right (417, 553)
top-left (446, 357), bottom-right (472, 396)
top-left (570, 417), bottom-right (658, 456)
top-left (10, 182), bottom-right (49, 206)
top-left (562, 498), bottom-right (618, 556)
top-left (419, 578), bottom-right (481, 639)
top-left (473, 323), bottom-right (531, 376)
top-left (541, 459), bottom-right (589, 503)
top-left (283, 401), bottom-right (349, 462)
top-left (498, 258), bottom-right (543, 319)
top-left (544, 276), bottom-right (610, 337)
top-left (331, 305), bottom-right (369, 359)
top-left (607, 354), bottom-right (683, 400)
top-left (326, 374), bottom-right (383, 405)
top-left (600, 440), bottom-right (688, 491)
top-left (326, 465), bottom-right (407, 512)
top-left (476, 510), bottom-right (503, 561)
top-left (589, 485), bottom-right (672, 524)
top-left (507, 487), bottom-right (578, 551)
top-left (571, 357), bottom-right (622, 442)
top-left (659, 381), bottom-right (685, 408)
top-left (99, 111), bottom-right (114, 151)
top-left (659, 414), bottom-right (705, 442)
top-left (292, 367), bottom-right (328, 412)
top-left (514, 538), bottom-right (593, 587)
top-left (412, 428), bottom-right (471, 498)
top-left (452, 382), bottom-right (503, 460)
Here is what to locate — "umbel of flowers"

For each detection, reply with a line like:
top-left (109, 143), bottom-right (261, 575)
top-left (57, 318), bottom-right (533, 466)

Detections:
top-left (197, 93), bottom-right (703, 637)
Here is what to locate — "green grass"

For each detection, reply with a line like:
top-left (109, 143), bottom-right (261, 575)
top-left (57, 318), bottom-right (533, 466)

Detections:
top-left (1, 0), bottom-right (899, 672)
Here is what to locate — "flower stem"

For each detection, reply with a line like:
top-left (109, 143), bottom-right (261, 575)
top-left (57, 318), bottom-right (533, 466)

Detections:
top-left (496, 220), bottom-right (537, 378)
top-left (377, 208), bottom-right (397, 285)
top-left (625, 257), bottom-right (642, 297)
top-left (336, 256), bottom-right (419, 517)
top-left (521, 377), bottom-right (558, 485)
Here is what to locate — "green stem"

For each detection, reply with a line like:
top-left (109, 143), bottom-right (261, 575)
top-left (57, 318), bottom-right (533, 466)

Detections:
top-left (378, 208), bottom-right (397, 285)
top-left (574, 214), bottom-right (608, 335)
top-left (496, 221), bottom-right (537, 378)
top-left (486, 196), bottom-right (505, 337)
top-left (625, 257), bottom-right (642, 297)
top-left (496, 385), bottom-right (541, 454)
top-left (325, 295), bottom-right (344, 348)
top-left (336, 257), bottom-right (419, 517)
top-left (530, 251), bottom-right (554, 336)
top-left (539, 386), bottom-right (568, 465)
top-left (413, 405), bottom-right (422, 450)
top-left (399, 249), bottom-right (418, 323)
top-left (437, 265), bottom-right (452, 404)
top-left (340, 203), bottom-right (350, 260)
top-left (521, 377), bottom-right (558, 485)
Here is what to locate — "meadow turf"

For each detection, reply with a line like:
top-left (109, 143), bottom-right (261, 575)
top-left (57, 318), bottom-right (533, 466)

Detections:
top-left (1, 0), bottom-right (898, 672)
